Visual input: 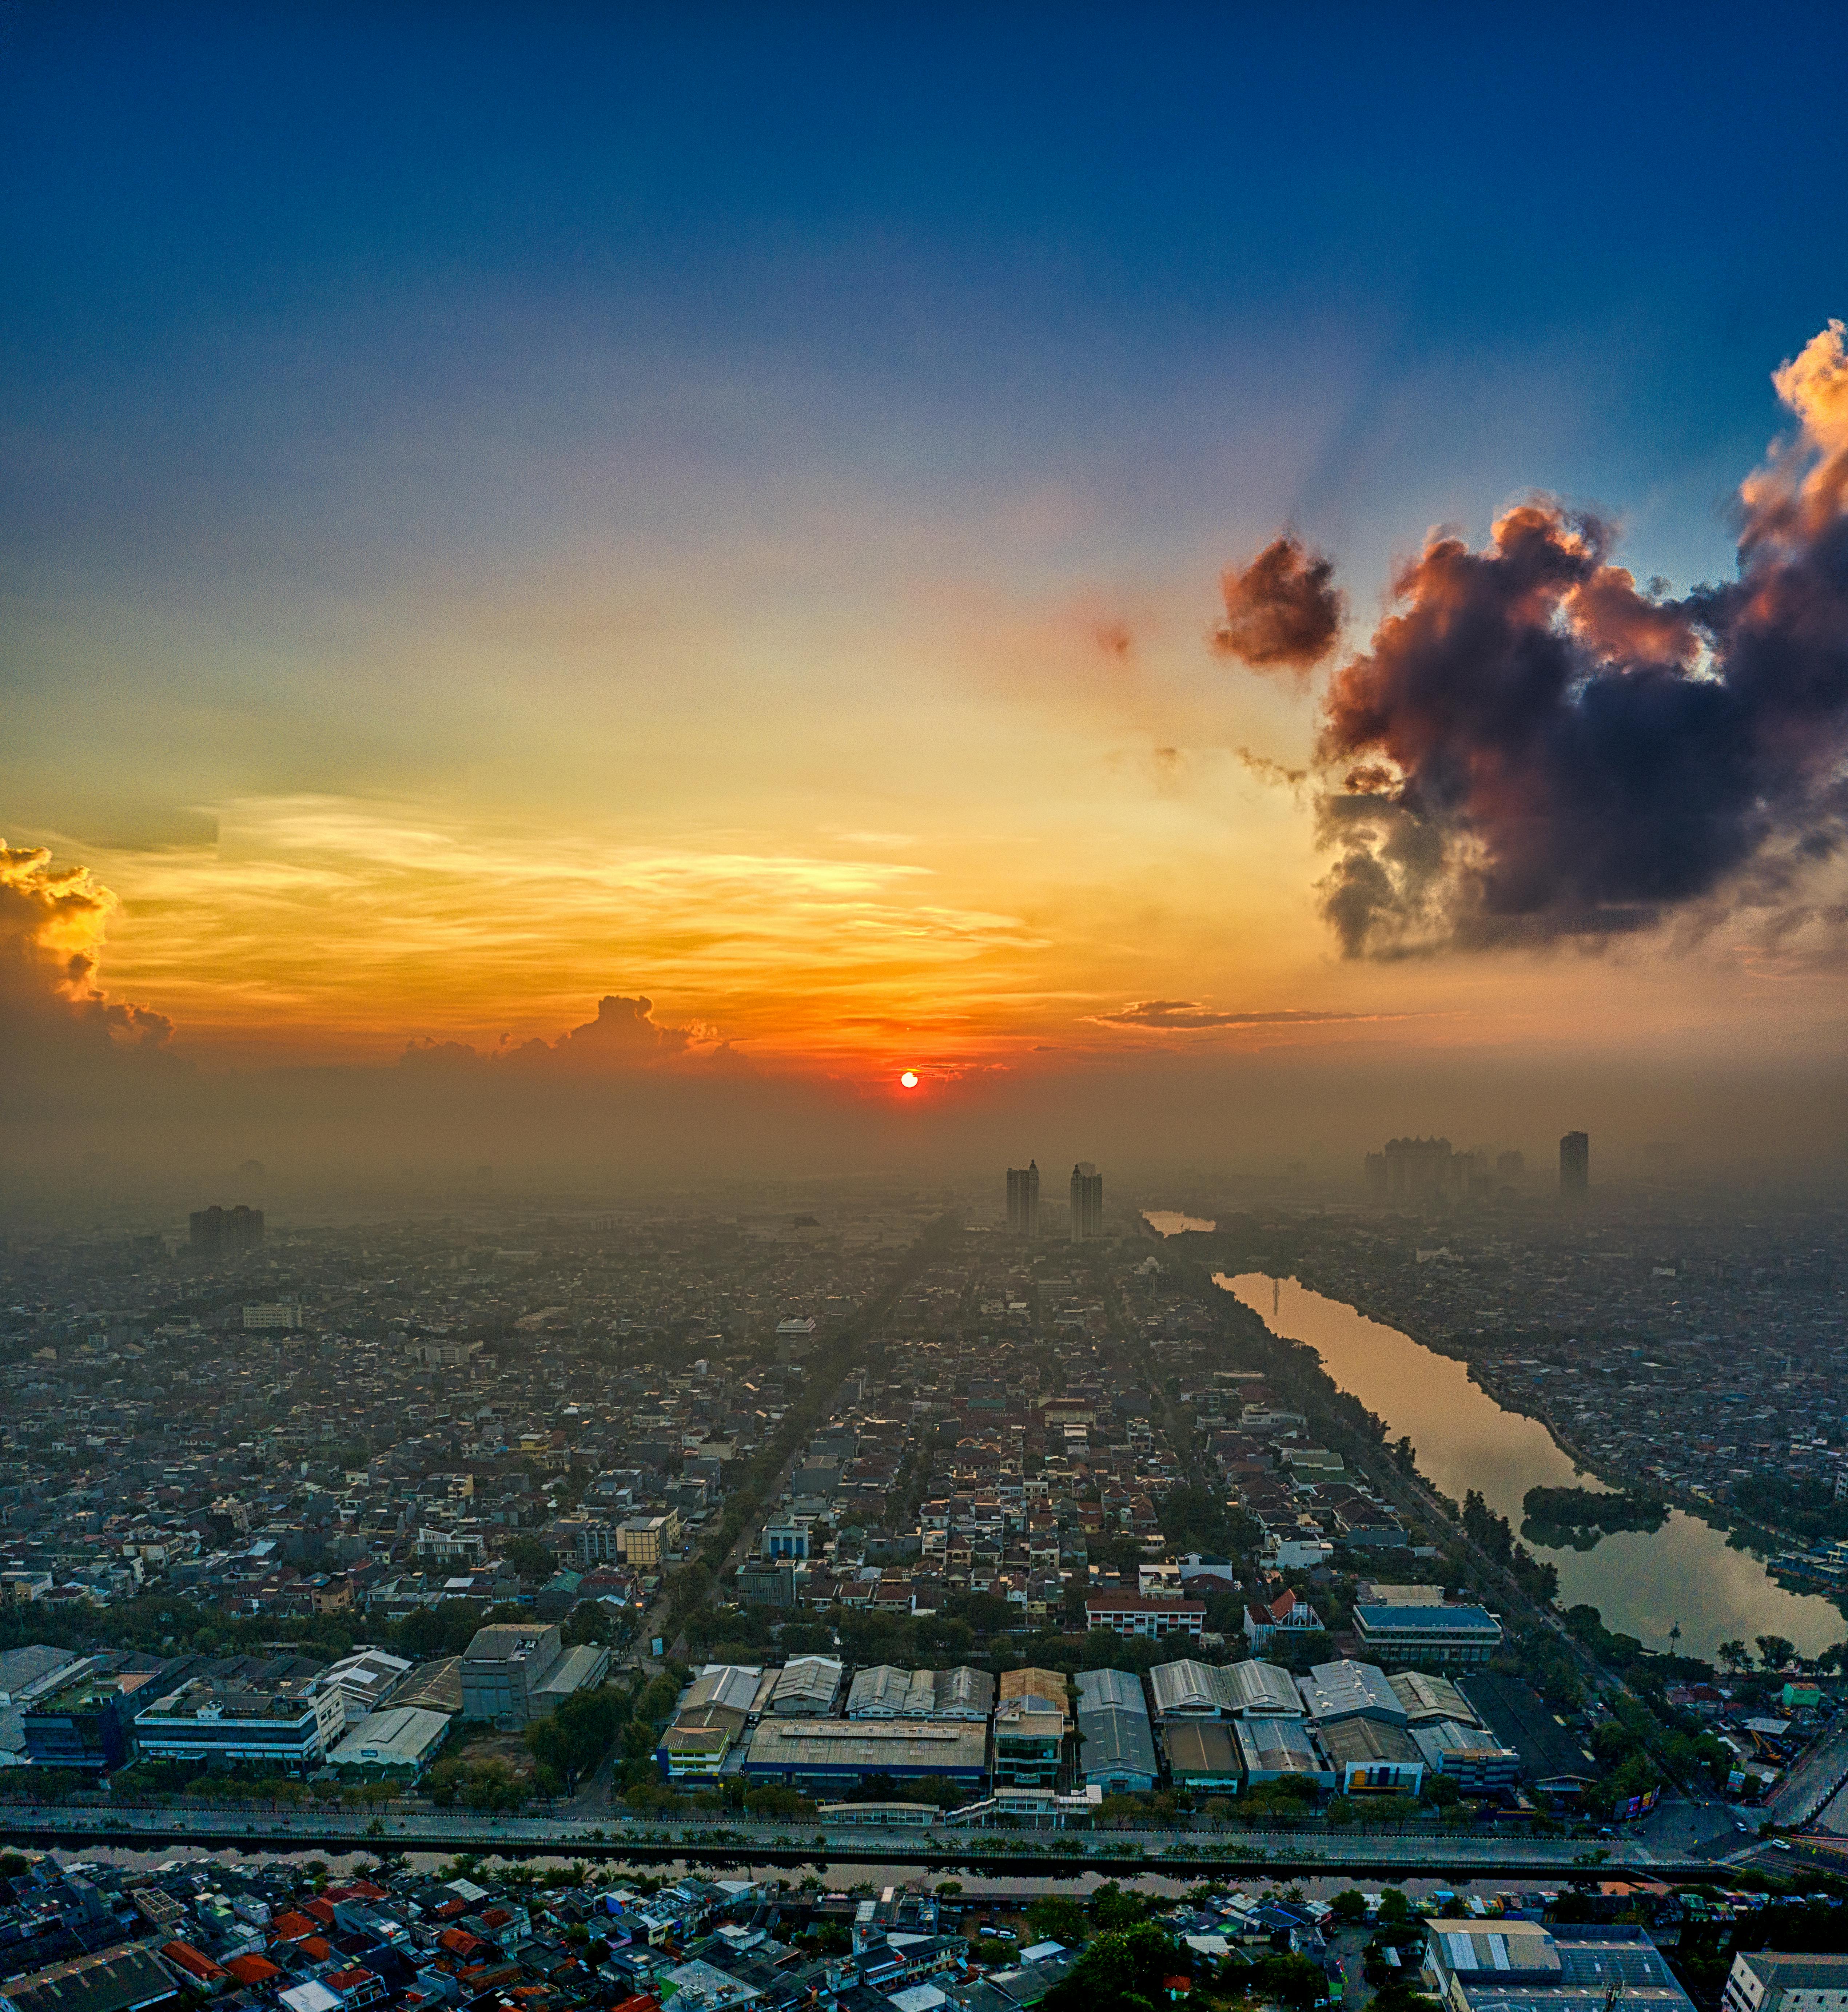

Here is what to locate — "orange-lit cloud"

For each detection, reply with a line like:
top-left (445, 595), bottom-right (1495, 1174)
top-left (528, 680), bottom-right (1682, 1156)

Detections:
top-left (1211, 534), bottom-right (1344, 674)
top-left (0, 842), bottom-right (171, 1062)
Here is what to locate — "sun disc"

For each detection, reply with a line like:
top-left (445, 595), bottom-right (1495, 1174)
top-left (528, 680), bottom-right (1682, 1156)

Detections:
top-left (900, 1070), bottom-right (919, 1088)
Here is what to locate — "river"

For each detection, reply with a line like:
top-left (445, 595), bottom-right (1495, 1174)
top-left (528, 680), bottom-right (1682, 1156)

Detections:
top-left (1144, 1211), bottom-right (1216, 1236)
top-left (1214, 1271), bottom-right (1845, 1661)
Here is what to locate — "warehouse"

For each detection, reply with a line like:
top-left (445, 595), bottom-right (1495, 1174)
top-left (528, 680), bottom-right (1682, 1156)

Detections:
top-left (1317, 1716), bottom-right (1426, 1795)
top-left (1234, 1716), bottom-right (1336, 1789)
top-left (1163, 1719), bottom-right (1243, 1790)
top-left (741, 1717), bottom-right (989, 1792)
top-left (327, 1705), bottom-right (452, 1780)
top-left (1075, 1668), bottom-right (1158, 1794)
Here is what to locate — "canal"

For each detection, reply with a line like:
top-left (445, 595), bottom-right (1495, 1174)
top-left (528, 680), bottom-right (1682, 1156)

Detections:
top-left (1214, 1271), bottom-right (1844, 1661)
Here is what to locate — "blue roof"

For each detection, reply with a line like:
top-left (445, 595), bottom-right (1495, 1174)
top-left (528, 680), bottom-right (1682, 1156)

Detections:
top-left (1355, 1605), bottom-right (1498, 1632)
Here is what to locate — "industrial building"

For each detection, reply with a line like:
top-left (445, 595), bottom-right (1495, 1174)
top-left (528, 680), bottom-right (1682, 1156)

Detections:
top-left (1316, 1716), bottom-right (1426, 1795)
top-left (1162, 1718), bottom-right (1243, 1790)
top-left (769, 1655), bottom-right (845, 1716)
top-left (1074, 1667), bottom-right (1157, 1794)
top-left (740, 1717), bottom-right (989, 1792)
top-left (460, 1625), bottom-right (608, 1729)
top-left (1234, 1716), bottom-right (1336, 1788)
top-left (1424, 1922), bottom-right (1693, 2012)
top-left (326, 1704), bottom-right (452, 1778)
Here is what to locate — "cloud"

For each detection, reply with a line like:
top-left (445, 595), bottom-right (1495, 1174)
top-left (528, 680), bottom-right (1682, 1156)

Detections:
top-left (1211, 534), bottom-right (1345, 673)
top-left (1303, 322), bottom-right (1848, 957)
top-left (401, 993), bottom-right (700, 1074)
top-left (0, 842), bottom-right (172, 1069)
top-left (1090, 999), bottom-right (1371, 1030)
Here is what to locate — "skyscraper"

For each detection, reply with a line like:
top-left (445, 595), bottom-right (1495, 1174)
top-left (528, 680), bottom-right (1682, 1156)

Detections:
top-left (1559, 1132), bottom-right (1590, 1202)
top-left (1069, 1162), bottom-right (1104, 1242)
top-left (1006, 1161), bottom-right (1040, 1237)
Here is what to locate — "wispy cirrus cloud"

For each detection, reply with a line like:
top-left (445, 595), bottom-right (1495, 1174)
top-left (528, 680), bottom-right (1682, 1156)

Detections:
top-left (1088, 998), bottom-right (1379, 1030)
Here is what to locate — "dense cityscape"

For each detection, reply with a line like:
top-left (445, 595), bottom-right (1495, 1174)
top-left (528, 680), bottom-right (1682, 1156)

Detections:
top-left (7, 1162), bottom-right (1848, 2012)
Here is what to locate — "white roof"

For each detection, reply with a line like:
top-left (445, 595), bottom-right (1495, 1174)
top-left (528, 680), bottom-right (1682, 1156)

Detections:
top-left (328, 1706), bottom-right (453, 1767)
top-left (281, 1985), bottom-right (342, 2012)
top-left (1225, 1659), bottom-right (1304, 1716)
top-left (1148, 1658), bottom-right (1239, 1717)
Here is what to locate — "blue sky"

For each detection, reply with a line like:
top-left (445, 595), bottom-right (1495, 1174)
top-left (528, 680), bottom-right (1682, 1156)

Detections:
top-left (5, 4), bottom-right (1848, 1095)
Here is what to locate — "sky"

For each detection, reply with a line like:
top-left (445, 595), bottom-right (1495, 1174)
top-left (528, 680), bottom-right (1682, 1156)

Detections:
top-left (5, 7), bottom-right (1848, 1194)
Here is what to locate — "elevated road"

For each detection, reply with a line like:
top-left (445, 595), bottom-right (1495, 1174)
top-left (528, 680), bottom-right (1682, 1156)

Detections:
top-left (0, 1801), bottom-right (1736, 1880)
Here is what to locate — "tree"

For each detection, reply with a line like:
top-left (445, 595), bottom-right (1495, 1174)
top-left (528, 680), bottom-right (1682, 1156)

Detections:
top-left (1329, 1890), bottom-right (1368, 1924)
top-left (525, 1683), bottom-right (627, 1793)
top-left (1756, 1635), bottom-right (1797, 1672)
top-left (1027, 1896), bottom-right (1091, 1948)
top-left (1087, 1883), bottom-right (1151, 1933)
top-left (1379, 1889), bottom-right (1411, 1925)
top-left (504, 1535), bottom-right (557, 1583)
top-left (1717, 1639), bottom-right (1750, 1673)
top-left (1043, 1921), bottom-right (1183, 2012)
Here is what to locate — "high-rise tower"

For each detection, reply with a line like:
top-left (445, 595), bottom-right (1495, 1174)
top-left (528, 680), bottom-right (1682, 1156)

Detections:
top-left (1069, 1162), bottom-right (1103, 1242)
top-left (1006, 1161), bottom-right (1041, 1237)
top-left (1559, 1131), bottom-right (1590, 1203)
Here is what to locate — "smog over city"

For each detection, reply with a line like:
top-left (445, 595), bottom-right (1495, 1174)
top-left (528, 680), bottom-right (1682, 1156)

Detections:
top-left (7, 7), bottom-right (1848, 1992)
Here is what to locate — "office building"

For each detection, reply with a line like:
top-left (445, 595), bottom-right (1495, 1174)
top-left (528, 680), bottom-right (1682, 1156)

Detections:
top-left (1352, 1597), bottom-right (1504, 1668)
top-left (1560, 1131), bottom-right (1590, 1202)
top-left (1069, 1162), bottom-right (1104, 1241)
top-left (132, 1671), bottom-right (347, 1770)
top-left (242, 1299), bottom-right (303, 1330)
top-left (1724, 1953), bottom-right (1848, 2012)
top-left (1086, 1590), bottom-right (1206, 1639)
top-left (189, 1205), bottom-right (264, 1258)
top-left (23, 1655), bottom-right (172, 1772)
top-left (993, 1667), bottom-right (1070, 1786)
top-left (1005, 1161), bottom-right (1041, 1237)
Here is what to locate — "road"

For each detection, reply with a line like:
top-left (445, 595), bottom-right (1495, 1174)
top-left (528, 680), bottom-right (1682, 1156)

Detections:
top-left (0, 1800), bottom-right (1751, 1878)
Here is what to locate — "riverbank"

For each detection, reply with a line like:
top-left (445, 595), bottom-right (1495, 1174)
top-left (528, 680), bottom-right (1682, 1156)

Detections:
top-left (1218, 1271), bottom-right (1845, 1658)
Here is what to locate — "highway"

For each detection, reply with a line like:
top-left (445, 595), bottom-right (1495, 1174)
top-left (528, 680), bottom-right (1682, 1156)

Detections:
top-left (0, 1800), bottom-right (1744, 1880)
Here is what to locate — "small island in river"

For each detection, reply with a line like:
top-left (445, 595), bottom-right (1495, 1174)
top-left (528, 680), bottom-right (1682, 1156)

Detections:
top-left (1522, 1484), bottom-right (1669, 1551)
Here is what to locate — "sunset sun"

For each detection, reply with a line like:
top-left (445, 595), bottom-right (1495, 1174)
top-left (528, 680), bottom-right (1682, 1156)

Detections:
top-left (899, 1070), bottom-right (919, 1088)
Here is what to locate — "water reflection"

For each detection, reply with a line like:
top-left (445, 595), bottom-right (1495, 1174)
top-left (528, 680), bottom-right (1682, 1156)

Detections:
top-left (1144, 1211), bottom-right (1216, 1236)
top-left (1216, 1271), bottom-right (1845, 1660)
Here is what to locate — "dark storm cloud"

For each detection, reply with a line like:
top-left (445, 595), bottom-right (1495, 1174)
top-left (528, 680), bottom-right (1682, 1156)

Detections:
top-left (1306, 322), bottom-right (1848, 956)
top-left (1212, 534), bottom-right (1345, 672)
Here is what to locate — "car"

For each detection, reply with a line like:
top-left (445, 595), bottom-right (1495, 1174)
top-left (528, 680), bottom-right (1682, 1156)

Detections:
top-left (1773, 1839), bottom-right (1793, 1852)
top-left (1736, 1821), bottom-right (1751, 1833)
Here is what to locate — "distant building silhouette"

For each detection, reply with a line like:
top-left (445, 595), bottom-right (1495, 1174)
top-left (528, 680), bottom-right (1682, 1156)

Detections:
top-left (1496, 1149), bottom-right (1525, 1180)
top-left (1560, 1131), bottom-right (1590, 1202)
top-left (1363, 1136), bottom-right (1475, 1202)
top-left (1006, 1161), bottom-right (1041, 1237)
top-left (190, 1205), bottom-right (264, 1258)
top-left (1069, 1162), bottom-right (1104, 1242)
